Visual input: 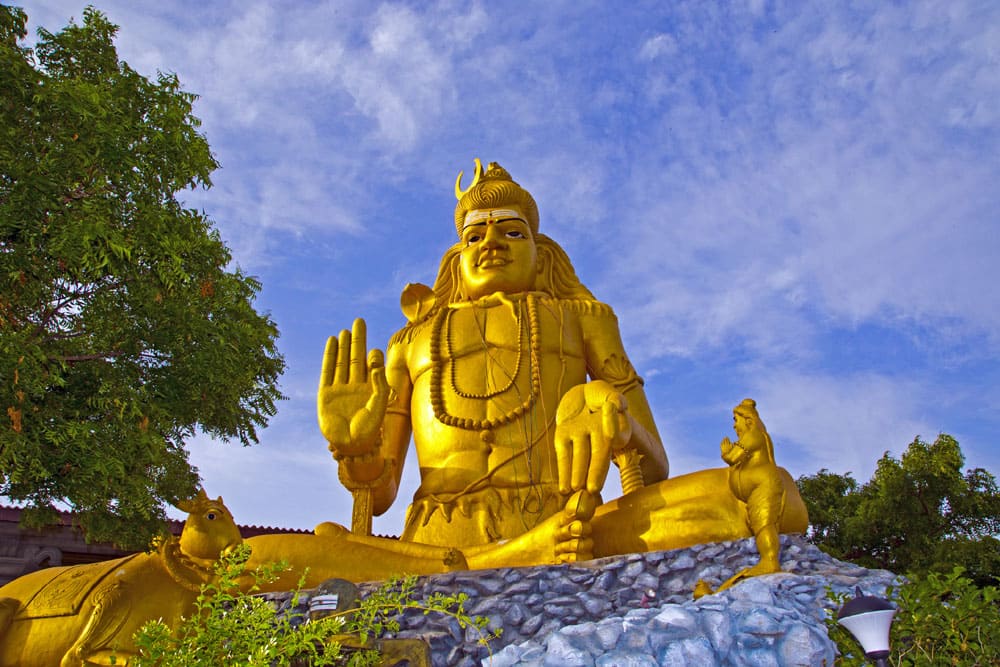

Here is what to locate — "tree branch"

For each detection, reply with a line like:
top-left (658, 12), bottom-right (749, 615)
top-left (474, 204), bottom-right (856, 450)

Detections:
top-left (54, 351), bottom-right (127, 363)
top-left (32, 277), bottom-right (123, 340)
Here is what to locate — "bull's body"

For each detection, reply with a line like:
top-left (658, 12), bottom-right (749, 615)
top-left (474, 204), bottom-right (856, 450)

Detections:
top-left (0, 491), bottom-right (240, 666)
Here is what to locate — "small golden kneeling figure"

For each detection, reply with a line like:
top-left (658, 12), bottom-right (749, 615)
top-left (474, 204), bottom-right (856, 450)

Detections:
top-left (695, 398), bottom-right (788, 597)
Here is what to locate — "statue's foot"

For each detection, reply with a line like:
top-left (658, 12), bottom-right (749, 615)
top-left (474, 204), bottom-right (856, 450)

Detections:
top-left (443, 548), bottom-right (467, 570)
top-left (692, 579), bottom-right (714, 599)
top-left (464, 489), bottom-right (597, 569)
top-left (738, 561), bottom-right (781, 579)
top-left (695, 561), bottom-right (784, 598)
top-left (554, 489), bottom-right (597, 563)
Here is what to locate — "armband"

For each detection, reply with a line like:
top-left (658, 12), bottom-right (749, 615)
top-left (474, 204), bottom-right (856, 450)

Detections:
top-left (600, 353), bottom-right (643, 392)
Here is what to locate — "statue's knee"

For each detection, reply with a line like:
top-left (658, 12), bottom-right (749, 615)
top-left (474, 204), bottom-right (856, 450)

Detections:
top-left (314, 521), bottom-right (349, 538)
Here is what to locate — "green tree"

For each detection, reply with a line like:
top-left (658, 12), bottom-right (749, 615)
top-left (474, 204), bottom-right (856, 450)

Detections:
top-left (796, 467), bottom-right (860, 560)
top-left (798, 435), bottom-right (1000, 584)
top-left (0, 6), bottom-right (284, 547)
top-left (827, 567), bottom-right (1000, 666)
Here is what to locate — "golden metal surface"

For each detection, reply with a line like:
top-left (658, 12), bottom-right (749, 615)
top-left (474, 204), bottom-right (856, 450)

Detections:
top-left (309, 160), bottom-right (809, 574)
top-left (0, 163), bottom-right (815, 655)
top-left (0, 490), bottom-right (242, 666)
top-left (694, 399), bottom-right (795, 596)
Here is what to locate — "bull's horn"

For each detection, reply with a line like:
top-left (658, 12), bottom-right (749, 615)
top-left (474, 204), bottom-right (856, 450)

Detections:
top-left (174, 487), bottom-right (208, 513)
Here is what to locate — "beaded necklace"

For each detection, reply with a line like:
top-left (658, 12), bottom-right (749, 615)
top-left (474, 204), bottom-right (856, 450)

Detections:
top-left (447, 297), bottom-right (524, 400)
top-left (429, 293), bottom-right (543, 431)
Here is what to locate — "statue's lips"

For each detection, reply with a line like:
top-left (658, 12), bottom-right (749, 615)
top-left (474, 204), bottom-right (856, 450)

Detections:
top-left (477, 257), bottom-right (510, 268)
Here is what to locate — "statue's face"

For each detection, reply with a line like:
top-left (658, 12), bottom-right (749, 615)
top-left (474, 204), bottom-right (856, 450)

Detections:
top-left (459, 207), bottom-right (537, 300)
top-left (733, 414), bottom-right (751, 437)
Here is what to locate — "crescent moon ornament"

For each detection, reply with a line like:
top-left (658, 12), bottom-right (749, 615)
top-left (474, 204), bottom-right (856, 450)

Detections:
top-left (454, 158), bottom-right (484, 201)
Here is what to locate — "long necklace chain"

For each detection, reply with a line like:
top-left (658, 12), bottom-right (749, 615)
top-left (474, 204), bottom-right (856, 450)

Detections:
top-left (447, 299), bottom-right (524, 400)
top-left (429, 294), bottom-right (542, 431)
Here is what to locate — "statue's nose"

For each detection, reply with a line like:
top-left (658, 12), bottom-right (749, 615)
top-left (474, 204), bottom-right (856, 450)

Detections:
top-left (482, 225), bottom-right (507, 248)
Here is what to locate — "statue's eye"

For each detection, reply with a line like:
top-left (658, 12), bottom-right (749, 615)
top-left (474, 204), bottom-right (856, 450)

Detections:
top-left (506, 230), bottom-right (525, 239)
top-left (207, 512), bottom-right (217, 520)
top-left (466, 234), bottom-right (482, 245)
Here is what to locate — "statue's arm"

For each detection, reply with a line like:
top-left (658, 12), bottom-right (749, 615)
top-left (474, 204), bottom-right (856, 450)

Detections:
top-left (370, 338), bottom-right (413, 516)
top-left (579, 304), bottom-right (670, 484)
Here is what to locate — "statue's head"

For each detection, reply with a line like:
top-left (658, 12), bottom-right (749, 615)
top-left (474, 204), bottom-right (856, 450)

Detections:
top-left (732, 398), bottom-right (760, 435)
top-left (175, 488), bottom-right (242, 562)
top-left (427, 159), bottom-right (593, 305)
top-left (454, 160), bottom-right (539, 239)
top-left (732, 398), bottom-right (775, 461)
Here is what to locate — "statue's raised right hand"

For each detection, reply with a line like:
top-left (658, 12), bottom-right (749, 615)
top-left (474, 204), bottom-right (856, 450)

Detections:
top-left (317, 318), bottom-right (390, 463)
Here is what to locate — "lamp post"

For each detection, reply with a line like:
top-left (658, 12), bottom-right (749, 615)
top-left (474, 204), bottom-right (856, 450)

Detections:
top-left (837, 587), bottom-right (896, 667)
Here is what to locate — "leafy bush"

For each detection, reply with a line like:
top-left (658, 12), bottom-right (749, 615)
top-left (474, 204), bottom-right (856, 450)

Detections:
top-left (827, 567), bottom-right (1000, 666)
top-left (132, 544), bottom-right (492, 666)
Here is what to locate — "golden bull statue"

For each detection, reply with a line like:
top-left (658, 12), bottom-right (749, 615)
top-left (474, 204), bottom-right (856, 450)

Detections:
top-left (0, 490), bottom-right (241, 667)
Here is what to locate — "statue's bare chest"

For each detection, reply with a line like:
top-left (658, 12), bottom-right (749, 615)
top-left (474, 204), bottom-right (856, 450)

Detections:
top-left (408, 298), bottom-right (586, 385)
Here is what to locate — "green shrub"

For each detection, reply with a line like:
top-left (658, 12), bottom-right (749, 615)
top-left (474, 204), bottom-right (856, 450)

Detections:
top-left (131, 543), bottom-right (492, 666)
top-left (827, 567), bottom-right (1000, 666)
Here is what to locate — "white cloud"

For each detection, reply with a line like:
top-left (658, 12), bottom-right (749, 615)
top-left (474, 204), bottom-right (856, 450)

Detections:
top-left (638, 34), bottom-right (678, 61)
top-left (339, 4), bottom-right (458, 150)
top-left (745, 370), bottom-right (934, 480)
top-left (595, 0), bottom-right (1000, 365)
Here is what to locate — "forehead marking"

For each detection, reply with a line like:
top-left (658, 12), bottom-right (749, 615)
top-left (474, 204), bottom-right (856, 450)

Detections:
top-left (463, 209), bottom-right (524, 228)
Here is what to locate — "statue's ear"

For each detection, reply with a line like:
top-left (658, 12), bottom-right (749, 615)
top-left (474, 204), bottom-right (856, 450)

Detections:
top-left (535, 245), bottom-right (551, 291)
top-left (401, 283), bottom-right (435, 323)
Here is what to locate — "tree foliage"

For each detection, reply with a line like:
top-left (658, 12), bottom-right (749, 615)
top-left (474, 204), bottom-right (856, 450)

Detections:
top-left (0, 6), bottom-right (284, 546)
top-left (827, 567), bottom-right (1000, 666)
top-left (798, 435), bottom-right (1000, 584)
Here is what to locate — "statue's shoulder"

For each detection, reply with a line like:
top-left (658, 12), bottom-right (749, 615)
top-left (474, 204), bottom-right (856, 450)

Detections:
top-left (390, 282), bottom-right (437, 350)
top-left (556, 297), bottom-right (616, 319)
top-left (388, 320), bottom-right (422, 350)
top-left (387, 308), bottom-right (439, 351)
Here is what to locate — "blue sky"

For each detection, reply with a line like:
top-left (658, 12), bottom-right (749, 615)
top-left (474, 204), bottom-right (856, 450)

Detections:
top-left (22, 1), bottom-right (1000, 534)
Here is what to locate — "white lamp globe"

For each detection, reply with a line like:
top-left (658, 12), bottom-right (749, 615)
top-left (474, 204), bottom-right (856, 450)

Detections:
top-left (837, 587), bottom-right (896, 665)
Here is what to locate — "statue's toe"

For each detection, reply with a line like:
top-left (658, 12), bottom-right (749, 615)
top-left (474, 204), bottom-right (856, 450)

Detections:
top-left (555, 536), bottom-right (594, 563)
top-left (563, 489), bottom-right (597, 522)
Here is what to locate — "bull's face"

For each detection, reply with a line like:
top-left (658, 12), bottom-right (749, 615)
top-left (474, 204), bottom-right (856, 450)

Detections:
top-left (175, 489), bottom-right (243, 562)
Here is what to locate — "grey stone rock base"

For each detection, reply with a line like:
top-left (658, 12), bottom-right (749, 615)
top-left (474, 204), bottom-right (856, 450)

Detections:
top-left (264, 535), bottom-right (899, 667)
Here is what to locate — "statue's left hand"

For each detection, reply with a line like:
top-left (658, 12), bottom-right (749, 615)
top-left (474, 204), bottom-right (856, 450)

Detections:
top-left (554, 380), bottom-right (632, 494)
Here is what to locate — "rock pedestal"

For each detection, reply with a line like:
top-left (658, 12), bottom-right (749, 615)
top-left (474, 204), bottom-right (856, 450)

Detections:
top-left (265, 535), bottom-right (898, 666)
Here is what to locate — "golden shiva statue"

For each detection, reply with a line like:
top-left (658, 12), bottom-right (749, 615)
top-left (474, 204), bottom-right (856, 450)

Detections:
top-left (296, 159), bottom-right (808, 575)
top-left (0, 161), bottom-right (809, 661)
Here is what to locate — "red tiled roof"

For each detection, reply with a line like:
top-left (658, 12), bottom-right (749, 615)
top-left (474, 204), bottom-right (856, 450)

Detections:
top-left (0, 505), bottom-right (312, 537)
